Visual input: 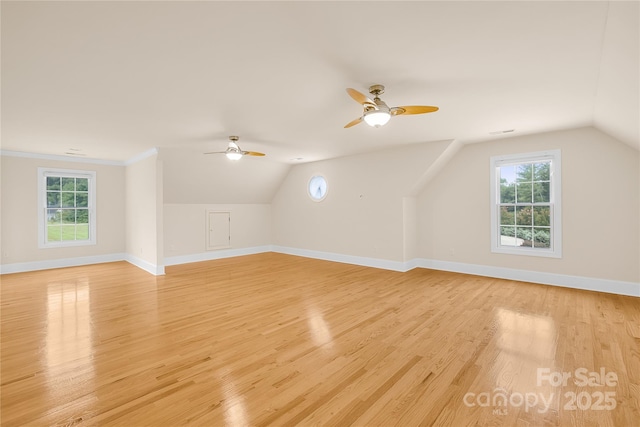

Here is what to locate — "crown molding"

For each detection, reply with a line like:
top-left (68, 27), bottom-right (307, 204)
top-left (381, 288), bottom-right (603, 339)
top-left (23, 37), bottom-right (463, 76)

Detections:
top-left (1, 148), bottom-right (159, 166)
top-left (0, 149), bottom-right (124, 166)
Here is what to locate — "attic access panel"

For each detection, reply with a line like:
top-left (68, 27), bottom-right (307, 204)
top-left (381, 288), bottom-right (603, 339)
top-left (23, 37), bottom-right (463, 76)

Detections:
top-left (206, 210), bottom-right (230, 250)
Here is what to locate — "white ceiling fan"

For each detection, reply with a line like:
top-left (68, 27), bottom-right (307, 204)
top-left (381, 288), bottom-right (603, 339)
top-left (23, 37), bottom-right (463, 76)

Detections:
top-left (344, 84), bottom-right (439, 128)
top-left (204, 136), bottom-right (266, 160)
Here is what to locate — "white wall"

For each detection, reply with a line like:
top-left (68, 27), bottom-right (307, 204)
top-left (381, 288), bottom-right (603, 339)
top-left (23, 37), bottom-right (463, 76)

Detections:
top-left (125, 153), bottom-right (164, 273)
top-left (160, 147), bottom-right (290, 204)
top-left (3, 126), bottom-right (637, 295)
top-left (271, 141), bottom-right (451, 262)
top-left (0, 155), bottom-right (126, 268)
top-left (417, 127), bottom-right (640, 283)
top-left (160, 146), bottom-right (279, 264)
top-left (164, 203), bottom-right (271, 259)
top-left (403, 197), bottom-right (418, 261)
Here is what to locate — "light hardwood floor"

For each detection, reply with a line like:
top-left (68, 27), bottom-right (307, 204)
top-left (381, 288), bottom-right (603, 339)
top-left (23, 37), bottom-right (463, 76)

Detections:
top-left (1, 253), bottom-right (639, 426)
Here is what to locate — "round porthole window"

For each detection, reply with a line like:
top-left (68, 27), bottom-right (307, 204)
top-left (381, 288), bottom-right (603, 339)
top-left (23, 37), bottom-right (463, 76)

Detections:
top-left (308, 175), bottom-right (328, 201)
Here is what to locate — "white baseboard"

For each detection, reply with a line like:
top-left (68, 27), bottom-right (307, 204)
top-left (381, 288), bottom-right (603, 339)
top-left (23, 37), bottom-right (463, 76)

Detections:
top-left (125, 254), bottom-right (165, 276)
top-left (403, 258), bottom-right (422, 271)
top-left (0, 253), bottom-right (128, 275)
top-left (163, 245), bottom-right (273, 267)
top-left (413, 258), bottom-right (639, 298)
top-left (267, 247), bottom-right (639, 297)
top-left (0, 252), bottom-right (166, 276)
top-left (2, 247), bottom-right (637, 297)
top-left (271, 245), bottom-right (412, 272)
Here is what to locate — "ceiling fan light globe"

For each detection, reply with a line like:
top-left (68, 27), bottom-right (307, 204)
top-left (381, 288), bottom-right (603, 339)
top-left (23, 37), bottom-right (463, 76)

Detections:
top-left (364, 110), bottom-right (391, 127)
top-left (226, 151), bottom-right (243, 160)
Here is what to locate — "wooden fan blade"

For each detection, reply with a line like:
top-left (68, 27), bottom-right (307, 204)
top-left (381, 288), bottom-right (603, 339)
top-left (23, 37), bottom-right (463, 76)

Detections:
top-left (346, 88), bottom-right (375, 106)
top-left (393, 105), bottom-right (439, 115)
top-left (243, 151), bottom-right (266, 157)
top-left (203, 151), bottom-right (227, 155)
top-left (344, 117), bottom-right (363, 128)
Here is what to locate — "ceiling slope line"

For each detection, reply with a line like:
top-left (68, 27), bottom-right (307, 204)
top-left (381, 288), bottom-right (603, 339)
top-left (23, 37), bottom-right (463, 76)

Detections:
top-left (406, 139), bottom-right (463, 197)
top-left (124, 147), bottom-right (159, 166)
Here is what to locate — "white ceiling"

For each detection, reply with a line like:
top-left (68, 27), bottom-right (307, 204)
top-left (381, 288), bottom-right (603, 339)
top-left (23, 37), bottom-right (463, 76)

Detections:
top-left (2, 1), bottom-right (638, 164)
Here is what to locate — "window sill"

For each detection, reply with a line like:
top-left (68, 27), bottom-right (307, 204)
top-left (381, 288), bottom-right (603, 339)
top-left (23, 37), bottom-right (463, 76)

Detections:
top-left (491, 246), bottom-right (562, 258)
top-left (39, 240), bottom-right (96, 249)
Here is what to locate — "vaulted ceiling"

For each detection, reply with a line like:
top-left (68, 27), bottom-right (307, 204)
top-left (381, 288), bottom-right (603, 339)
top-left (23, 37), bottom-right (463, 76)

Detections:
top-left (2, 1), bottom-right (638, 164)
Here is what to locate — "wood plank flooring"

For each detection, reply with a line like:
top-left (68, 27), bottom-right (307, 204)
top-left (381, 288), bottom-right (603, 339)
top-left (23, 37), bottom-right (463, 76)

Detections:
top-left (1, 252), bottom-right (639, 426)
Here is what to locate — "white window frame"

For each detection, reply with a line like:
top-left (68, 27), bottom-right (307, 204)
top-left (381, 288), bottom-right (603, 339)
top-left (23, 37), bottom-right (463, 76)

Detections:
top-left (490, 150), bottom-right (562, 258)
top-left (37, 167), bottom-right (97, 248)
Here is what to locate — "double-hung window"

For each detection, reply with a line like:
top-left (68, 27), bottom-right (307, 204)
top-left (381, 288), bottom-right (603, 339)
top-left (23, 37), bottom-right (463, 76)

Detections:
top-left (490, 150), bottom-right (561, 258)
top-left (38, 168), bottom-right (96, 248)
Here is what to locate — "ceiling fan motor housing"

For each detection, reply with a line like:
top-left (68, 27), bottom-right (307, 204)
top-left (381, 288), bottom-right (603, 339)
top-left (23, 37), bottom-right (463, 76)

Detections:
top-left (369, 84), bottom-right (385, 96)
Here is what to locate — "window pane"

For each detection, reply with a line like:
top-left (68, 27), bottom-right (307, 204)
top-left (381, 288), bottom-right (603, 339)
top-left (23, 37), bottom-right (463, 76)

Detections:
top-left (76, 178), bottom-right (88, 191)
top-left (76, 209), bottom-right (89, 224)
top-left (533, 228), bottom-right (551, 248)
top-left (533, 182), bottom-right (550, 203)
top-left (500, 182), bottom-right (515, 203)
top-left (76, 192), bottom-right (88, 207)
top-left (516, 206), bottom-right (532, 226)
top-left (500, 206), bottom-right (515, 225)
top-left (61, 209), bottom-right (76, 224)
top-left (47, 209), bottom-right (61, 225)
top-left (500, 226), bottom-right (517, 246)
top-left (533, 206), bottom-right (551, 226)
top-left (516, 164), bottom-right (533, 182)
top-left (500, 165), bottom-right (517, 184)
top-left (516, 227), bottom-right (532, 246)
top-left (61, 225), bottom-right (76, 241)
top-left (76, 224), bottom-right (89, 240)
top-left (47, 226), bottom-right (62, 241)
top-left (61, 177), bottom-right (75, 191)
top-left (47, 192), bottom-right (60, 208)
top-left (516, 183), bottom-right (532, 203)
top-left (61, 192), bottom-right (75, 208)
top-left (47, 177), bottom-right (61, 190)
top-left (534, 162), bottom-right (550, 181)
